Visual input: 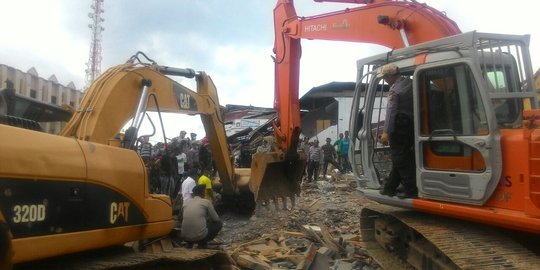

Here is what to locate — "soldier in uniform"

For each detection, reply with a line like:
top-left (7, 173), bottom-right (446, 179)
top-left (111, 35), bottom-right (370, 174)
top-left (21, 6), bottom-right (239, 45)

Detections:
top-left (377, 64), bottom-right (417, 199)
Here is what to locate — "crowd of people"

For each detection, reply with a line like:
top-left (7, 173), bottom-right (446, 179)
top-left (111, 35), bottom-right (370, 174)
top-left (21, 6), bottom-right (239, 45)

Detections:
top-left (137, 130), bottom-right (223, 248)
top-left (138, 130), bottom-right (215, 199)
top-left (300, 131), bottom-right (352, 182)
top-left (134, 127), bottom-right (358, 248)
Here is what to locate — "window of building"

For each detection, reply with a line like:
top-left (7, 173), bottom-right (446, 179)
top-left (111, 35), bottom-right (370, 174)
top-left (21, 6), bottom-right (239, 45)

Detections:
top-left (30, 89), bottom-right (37, 98)
top-left (51, 96), bottom-right (57, 104)
top-left (42, 86), bottom-right (48, 102)
top-left (19, 79), bottom-right (23, 94)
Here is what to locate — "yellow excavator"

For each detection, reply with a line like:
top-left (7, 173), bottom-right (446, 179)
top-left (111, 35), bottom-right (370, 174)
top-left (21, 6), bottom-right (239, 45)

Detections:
top-left (0, 52), bottom-right (280, 267)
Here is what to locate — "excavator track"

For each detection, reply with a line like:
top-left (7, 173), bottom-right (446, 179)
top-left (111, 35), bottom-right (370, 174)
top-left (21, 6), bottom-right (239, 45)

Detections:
top-left (360, 203), bottom-right (540, 270)
top-left (14, 245), bottom-right (233, 270)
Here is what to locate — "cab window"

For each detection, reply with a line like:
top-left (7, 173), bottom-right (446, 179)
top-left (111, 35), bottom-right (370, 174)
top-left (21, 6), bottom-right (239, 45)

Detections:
top-left (419, 64), bottom-right (487, 172)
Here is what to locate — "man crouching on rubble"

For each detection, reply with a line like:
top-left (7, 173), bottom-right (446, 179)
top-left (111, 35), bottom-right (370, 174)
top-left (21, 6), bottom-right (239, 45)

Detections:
top-left (181, 185), bottom-right (222, 248)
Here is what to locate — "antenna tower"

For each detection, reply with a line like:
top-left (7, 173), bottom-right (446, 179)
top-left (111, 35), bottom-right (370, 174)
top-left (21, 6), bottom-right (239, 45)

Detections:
top-left (85, 0), bottom-right (105, 89)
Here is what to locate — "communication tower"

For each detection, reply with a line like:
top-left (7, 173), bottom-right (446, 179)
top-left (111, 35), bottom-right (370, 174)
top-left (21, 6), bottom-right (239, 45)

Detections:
top-left (85, 0), bottom-right (105, 89)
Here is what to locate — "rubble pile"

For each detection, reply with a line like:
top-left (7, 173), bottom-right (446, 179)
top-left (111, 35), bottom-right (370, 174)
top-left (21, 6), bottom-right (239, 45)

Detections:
top-left (229, 226), bottom-right (378, 270)
top-left (220, 173), bottom-right (380, 270)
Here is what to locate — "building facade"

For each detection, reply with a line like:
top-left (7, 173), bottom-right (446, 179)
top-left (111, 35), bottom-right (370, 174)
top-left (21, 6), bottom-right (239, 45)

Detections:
top-left (300, 81), bottom-right (355, 140)
top-left (0, 64), bottom-right (83, 133)
top-left (0, 64), bottom-right (82, 107)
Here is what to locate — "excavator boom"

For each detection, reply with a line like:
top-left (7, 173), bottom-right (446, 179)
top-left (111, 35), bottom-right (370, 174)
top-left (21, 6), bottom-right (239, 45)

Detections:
top-left (61, 60), bottom-right (239, 195)
top-left (278, 0), bottom-right (459, 48)
top-left (272, 0), bottom-right (460, 157)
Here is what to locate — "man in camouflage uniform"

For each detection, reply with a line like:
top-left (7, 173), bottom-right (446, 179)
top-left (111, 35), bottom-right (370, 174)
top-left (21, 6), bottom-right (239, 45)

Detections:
top-left (321, 137), bottom-right (342, 176)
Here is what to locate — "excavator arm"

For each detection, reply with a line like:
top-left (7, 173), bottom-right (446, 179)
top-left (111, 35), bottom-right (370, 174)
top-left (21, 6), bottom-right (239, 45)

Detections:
top-left (272, 0), bottom-right (460, 155)
top-left (293, 0), bottom-right (459, 45)
top-left (60, 54), bottom-right (236, 195)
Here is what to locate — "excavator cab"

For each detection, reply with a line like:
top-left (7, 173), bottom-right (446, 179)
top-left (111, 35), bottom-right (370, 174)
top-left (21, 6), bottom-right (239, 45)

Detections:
top-left (350, 32), bottom-right (540, 269)
top-left (351, 32), bottom-right (537, 206)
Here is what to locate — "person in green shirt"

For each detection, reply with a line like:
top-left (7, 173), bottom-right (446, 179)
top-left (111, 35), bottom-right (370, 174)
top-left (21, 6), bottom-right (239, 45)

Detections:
top-left (339, 131), bottom-right (352, 173)
top-left (334, 133), bottom-right (343, 166)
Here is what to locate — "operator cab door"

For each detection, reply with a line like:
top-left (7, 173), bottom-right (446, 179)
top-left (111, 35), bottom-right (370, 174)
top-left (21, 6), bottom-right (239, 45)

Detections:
top-left (415, 61), bottom-right (502, 205)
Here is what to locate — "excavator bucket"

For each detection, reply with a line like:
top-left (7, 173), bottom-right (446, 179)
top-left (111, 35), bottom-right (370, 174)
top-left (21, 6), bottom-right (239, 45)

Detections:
top-left (249, 152), bottom-right (306, 205)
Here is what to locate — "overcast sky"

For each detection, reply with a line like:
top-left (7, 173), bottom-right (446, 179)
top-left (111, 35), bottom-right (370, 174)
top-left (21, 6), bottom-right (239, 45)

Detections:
top-left (2, 0), bottom-right (538, 140)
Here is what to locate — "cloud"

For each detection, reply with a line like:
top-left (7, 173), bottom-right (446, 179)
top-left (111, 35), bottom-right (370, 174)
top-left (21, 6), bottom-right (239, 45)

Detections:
top-left (1, 0), bottom-right (87, 87)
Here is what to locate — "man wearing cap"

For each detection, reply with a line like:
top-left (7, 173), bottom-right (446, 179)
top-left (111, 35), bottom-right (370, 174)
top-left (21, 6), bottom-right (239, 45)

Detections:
top-left (377, 64), bottom-right (417, 199)
top-left (181, 184), bottom-right (222, 249)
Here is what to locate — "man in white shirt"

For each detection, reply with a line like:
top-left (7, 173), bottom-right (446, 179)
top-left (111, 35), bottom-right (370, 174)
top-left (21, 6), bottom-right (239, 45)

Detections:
top-left (181, 168), bottom-right (198, 204)
top-left (176, 152), bottom-right (187, 179)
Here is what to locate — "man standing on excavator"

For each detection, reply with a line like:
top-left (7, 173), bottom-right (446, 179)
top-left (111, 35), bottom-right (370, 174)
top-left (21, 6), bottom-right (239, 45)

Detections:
top-left (377, 64), bottom-right (417, 199)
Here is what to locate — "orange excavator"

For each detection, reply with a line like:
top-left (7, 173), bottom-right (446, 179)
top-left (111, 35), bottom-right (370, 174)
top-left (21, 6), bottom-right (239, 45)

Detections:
top-left (274, 0), bottom-right (540, 268)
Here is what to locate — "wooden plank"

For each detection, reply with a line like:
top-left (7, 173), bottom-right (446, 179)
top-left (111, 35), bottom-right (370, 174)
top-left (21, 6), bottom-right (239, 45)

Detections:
top-left (320, 226), bottom-right (344, 256)
top-left (296, 243), bottom-right (317, 270)
top-left (160, 239), bottom-right (174, 251)
top-left (236, 254), bottom-right (272, 270)
top-left (257, 254), bottom-right (271, 263)
top-left (230, 238), bottom-right (268, 256)
top-left (246, 244), bottom-right (274, 252)
top-left (278, 231), bottom-right (308, 238)
top-left (260, 248), bottom-right (280, 257)
top-left (297, 225), bottom-right (323, 243)
top-left (308, 198), bottom-right (321, 208)
top-left (276, 254), bottom-right (304, 265)
top-left (268, 239), bottom-right (280, 248)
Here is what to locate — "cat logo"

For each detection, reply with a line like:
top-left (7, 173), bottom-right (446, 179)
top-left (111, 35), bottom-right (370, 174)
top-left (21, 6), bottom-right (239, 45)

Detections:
top-left (110, 202), bottom-right (130, 224)
top-left (179, 93), bottom-right (191, 109)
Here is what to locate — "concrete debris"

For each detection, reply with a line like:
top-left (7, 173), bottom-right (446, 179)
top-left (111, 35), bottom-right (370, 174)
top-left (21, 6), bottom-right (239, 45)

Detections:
top-left (221, 172), bottom-right (380, 270)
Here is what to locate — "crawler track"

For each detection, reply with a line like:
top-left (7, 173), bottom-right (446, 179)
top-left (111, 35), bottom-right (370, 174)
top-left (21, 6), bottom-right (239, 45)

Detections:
top-left (14, 245), bottom-right (233, 270)
top-left (361, 204), bottom-right (540, 270)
